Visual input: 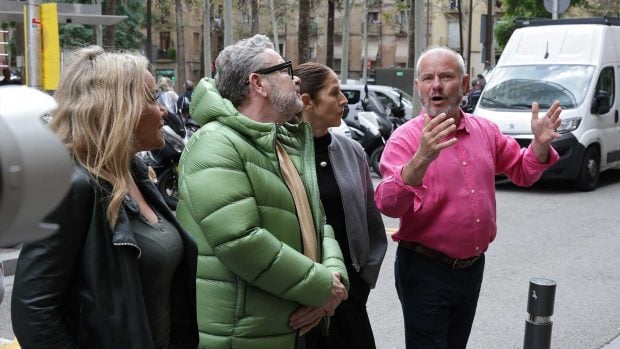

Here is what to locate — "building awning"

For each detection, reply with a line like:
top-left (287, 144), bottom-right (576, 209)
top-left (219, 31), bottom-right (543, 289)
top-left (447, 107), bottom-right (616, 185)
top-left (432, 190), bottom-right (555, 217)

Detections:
top-left (361, 40), bottom-right (379, 62)
top-left (0, 1), bottom-right (126, 25)
top-left (395, 41), bottom-right (409, 63)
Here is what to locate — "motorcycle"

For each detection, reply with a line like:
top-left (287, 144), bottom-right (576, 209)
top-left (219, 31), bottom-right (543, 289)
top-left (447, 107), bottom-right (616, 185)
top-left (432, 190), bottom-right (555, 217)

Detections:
top-left (343, 108), bottom-right (385, 177)
top-left (140, 113), bottom-right (187, 210)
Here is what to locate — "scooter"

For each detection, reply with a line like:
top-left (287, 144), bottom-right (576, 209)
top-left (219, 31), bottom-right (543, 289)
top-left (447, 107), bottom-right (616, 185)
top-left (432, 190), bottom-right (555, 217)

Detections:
top-left (343, 108), bottom-right (385, 177)
top-left (141, 122), bottom-right (185, 210)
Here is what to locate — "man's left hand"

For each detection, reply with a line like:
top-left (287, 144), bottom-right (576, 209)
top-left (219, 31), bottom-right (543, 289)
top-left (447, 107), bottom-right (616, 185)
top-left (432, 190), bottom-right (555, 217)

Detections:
top-left (530, 100), bottom-right (562, 163)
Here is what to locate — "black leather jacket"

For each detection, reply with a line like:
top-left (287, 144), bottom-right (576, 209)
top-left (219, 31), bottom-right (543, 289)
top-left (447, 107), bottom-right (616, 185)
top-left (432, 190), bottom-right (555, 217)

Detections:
top-left (12, 159), bottom-right (198, 349)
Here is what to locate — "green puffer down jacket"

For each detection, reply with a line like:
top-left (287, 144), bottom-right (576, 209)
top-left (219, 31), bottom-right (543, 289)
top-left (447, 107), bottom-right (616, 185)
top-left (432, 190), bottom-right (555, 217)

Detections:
top-left (176, 78), bottom-right (349, 349)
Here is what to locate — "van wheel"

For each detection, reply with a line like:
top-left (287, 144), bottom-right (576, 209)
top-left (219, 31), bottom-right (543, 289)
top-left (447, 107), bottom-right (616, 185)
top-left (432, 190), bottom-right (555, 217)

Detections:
top-left (575, 146), bottom-right (600, 191)
top-left (370, 145), bottom-right (384, 177)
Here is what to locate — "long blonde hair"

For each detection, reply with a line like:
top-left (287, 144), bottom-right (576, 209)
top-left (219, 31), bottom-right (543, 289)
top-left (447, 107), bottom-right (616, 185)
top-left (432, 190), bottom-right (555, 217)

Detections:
top-left (50, 46), bottom-right (151, 227)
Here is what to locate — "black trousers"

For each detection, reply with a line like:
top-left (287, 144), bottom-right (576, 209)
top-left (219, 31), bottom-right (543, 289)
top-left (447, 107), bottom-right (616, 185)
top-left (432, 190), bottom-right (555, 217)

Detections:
top-left (302, 270), bottom-right (376, 349)
top-left (395, 244), bottom-right (485, 349)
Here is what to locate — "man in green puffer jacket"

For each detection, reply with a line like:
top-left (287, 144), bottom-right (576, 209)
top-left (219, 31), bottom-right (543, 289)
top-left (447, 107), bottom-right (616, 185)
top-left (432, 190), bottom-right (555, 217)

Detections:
top-left (176, 34), bottom-right (350, 349)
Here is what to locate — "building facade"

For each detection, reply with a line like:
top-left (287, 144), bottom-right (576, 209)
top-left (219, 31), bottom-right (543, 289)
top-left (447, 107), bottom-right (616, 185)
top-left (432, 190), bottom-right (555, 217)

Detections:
top-left (150, 0), bottom-right (503, 91)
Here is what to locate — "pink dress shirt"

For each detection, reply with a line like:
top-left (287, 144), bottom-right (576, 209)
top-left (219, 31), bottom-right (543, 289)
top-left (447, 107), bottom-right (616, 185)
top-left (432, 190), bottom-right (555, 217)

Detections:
top-left (374, 111), bottom-right (559, 259)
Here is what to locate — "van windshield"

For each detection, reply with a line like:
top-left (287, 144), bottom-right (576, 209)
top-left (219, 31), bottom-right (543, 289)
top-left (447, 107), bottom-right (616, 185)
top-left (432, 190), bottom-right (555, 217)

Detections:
top-left (479, 65), bottom-right (595, 110)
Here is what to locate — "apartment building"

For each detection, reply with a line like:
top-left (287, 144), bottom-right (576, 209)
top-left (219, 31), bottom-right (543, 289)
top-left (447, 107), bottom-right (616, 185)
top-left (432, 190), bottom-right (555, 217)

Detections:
top-left (151, 0), bottom-right (503, 86)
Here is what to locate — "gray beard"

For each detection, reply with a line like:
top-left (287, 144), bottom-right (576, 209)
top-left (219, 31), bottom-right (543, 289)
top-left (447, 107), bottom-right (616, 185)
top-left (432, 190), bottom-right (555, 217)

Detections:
top-left (268, 78), bottom-right (303, 118)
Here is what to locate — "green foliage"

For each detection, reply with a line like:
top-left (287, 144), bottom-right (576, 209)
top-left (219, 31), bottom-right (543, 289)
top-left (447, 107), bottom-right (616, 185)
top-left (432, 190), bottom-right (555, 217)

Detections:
top-left (115, 0), bottom-right (145, 49)
top-left (395, 0), bottom-right (409, 12)
top-left (59, 24), bottom-right (93, 49)
top-left (494, 16), bottom-right (517, 48)
top-left (495, 0), bottom-right (591, 51)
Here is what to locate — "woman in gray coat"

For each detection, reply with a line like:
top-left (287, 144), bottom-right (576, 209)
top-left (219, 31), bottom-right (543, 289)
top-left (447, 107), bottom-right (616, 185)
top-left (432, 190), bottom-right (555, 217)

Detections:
top-left (295, 62), bottom-right (388, 349)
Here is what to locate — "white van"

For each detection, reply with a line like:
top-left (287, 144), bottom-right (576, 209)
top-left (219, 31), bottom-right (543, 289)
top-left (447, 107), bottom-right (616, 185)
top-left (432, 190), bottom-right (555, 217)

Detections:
top-left (475, 17), bottom-right (620, 190)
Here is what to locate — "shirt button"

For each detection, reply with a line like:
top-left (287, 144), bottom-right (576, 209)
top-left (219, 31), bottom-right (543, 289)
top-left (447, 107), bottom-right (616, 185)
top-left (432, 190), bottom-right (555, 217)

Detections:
top-left (476, 218), bottom-right (481, 223)
top-left (475, 246), bottom-right (480, 251)
top-left (471, 189), bottom-right (475, 194)
top-left (462, 161), bottom-right (467, 166)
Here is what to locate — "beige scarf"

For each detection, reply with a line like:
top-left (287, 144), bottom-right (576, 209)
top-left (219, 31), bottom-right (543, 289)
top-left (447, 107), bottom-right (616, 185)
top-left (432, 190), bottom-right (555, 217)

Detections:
top-left (276, 142), bottom-right (318, 261)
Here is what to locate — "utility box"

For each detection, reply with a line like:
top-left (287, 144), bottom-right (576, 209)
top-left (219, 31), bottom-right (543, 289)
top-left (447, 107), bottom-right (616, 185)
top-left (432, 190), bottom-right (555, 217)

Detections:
top-left (373, 68), bottom-right (415, 96)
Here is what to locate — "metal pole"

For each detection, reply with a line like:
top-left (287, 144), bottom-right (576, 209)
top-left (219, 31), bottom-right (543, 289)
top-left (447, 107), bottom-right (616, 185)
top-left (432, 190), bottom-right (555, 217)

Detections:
top-left (362, 0), bottom-right (368, 84)
top-left (413, 0), bottom-right (425, 114)
top-left (223, 0), bottom-right (232, 47)
top-left (95, 0), bottom-right (103, 47)
top-left (269, 0), bottom-right (279, 55)
top-left (523, 278), bottom-right (556, 349)
top-left (204, 0), bottom-right (212, 77)
top-left (339, 0), bottom-right (350, 84)
top-left (25, 0), bottom-right (41, 89)
top-left (552, 0), bottom-right (559, 20)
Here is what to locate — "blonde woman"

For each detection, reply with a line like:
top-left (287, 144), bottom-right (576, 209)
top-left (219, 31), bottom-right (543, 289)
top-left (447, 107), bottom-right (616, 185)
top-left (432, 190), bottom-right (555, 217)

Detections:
top-left (11, 46), bottom-right (198, 349)
top-left (157, 76), bottom-right (179, 116)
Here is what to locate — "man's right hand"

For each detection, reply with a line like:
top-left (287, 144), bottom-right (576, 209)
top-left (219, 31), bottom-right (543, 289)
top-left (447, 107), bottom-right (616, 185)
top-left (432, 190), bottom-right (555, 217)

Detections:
top-left (288, 272), bottom-right (348, 335)
top-left (323, 272), bottom-right (348, 315)
top-left (402, 112), bottom-right (457, 186)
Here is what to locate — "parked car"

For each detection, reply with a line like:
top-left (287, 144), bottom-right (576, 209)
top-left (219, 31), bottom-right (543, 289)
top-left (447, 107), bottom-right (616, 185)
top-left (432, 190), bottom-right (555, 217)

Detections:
top-left (340, 83), bottom-right (415, 121)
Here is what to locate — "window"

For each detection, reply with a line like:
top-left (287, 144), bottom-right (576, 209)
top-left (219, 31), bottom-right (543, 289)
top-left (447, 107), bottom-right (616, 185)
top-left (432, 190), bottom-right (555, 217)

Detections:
top-left (449, 0), bottom-right (460, 10)
top-left (159, 31), bottom-right (171, 52)
top-left (447, 21), bottom-right (460, 51)
top-left (193, 32), bottom-right (200, 48)
top-left (368, 12), bottom-right (380, 24)
top-left (342, 89), bottom-right (361, 104)
top-left (595, 66), bottom-right (615, 108)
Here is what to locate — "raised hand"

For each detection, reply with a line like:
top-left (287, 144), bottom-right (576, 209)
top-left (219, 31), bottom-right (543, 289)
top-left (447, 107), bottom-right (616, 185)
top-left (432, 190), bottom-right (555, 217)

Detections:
top-left (416, 112), bottom-right (458, 164)
top-left (530, 100), bottom-right (562, 163)
top-left (402, 113), bottom-right (457, 186)
top-left (531, 100), bottom-right (562, 146)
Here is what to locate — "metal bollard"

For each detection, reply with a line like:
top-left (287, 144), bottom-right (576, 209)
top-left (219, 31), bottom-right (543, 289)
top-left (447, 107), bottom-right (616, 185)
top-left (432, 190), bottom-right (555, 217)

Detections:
top-left (523, 278), bottom-right (556, 349)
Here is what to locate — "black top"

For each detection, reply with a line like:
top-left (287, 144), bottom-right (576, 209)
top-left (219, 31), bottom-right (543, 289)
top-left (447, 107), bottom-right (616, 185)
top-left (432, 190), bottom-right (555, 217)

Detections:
top-left (130, 209), bottom-right (184, 349)
top-left (314, 133), bottom-right (353, 270)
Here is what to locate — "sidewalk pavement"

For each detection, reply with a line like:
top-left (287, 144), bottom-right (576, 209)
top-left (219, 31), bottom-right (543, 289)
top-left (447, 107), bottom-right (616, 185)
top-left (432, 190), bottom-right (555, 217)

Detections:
top-left (0, 247), bottom-right (619, 348)
top-left (0, 249), bottom-right (19, 278)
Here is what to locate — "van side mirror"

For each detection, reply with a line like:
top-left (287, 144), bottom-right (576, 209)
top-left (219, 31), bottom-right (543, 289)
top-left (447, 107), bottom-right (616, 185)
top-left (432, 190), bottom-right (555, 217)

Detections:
top-left (591, 90), bottom-right (611, 115)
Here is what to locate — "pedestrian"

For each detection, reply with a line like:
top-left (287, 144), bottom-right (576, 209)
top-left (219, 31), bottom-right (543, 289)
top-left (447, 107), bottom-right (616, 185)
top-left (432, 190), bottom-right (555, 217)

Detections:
top-left (176, 34), bottom-right (349, 349)
top-left (176, 79), bottom-right (193, 123)
top-left (295, 62), bottom-right (388, 349)
top-left (11, 46), bottom-right (199, 349)
top-left (374, 46), bottom-right (562, 349)
top-left (157, 76), bottom-right (179, 116)
top-left (0, 68), bottom-right (19, 86)
top-left (464, 78), bottom-right (481, 112)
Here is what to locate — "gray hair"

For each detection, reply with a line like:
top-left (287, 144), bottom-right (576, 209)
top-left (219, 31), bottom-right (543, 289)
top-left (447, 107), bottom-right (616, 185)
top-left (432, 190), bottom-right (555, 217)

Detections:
top-left (416, 46), bottom-right (466, 78)
top-left (215, 34), bottom-right (275, 107)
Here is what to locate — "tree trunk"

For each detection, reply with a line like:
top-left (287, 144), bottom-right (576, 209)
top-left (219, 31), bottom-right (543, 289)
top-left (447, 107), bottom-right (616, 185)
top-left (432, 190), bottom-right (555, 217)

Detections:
top-left (326, 0), bottom-right (335, 68)
top-left (298, 0), bottom-right (311, 64)
top-left (175, 0), bottom-right (186, 92)
top-left (251, 0), bottom-right (259, 34)
top-left (103, 0), bottom-right (116, 47)
top-left (406, 0), bottom-right (415, 69)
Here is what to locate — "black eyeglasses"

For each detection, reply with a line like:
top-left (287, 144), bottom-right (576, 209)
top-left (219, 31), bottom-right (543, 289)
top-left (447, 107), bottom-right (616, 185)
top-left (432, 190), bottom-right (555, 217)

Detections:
top-left (245, 61), bottom-right (294, 85)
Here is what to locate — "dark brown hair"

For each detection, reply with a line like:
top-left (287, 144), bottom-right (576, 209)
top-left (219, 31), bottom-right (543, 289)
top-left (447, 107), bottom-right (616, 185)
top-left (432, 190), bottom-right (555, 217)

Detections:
top-left (295, 62), bottom-right (334, 100)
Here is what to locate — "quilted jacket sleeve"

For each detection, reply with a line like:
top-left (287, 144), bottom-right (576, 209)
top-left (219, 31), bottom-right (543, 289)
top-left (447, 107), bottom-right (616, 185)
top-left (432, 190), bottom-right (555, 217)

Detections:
top-left (178, 128), bottom-right (335, 307)
top-left (320, 224), bottom-right (349, 290)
